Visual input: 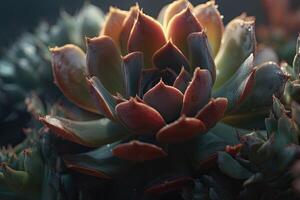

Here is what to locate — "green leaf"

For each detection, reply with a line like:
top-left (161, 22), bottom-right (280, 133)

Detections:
top-left (63, 142), bottom-right (134, 178)
top-left (232, 62), bottom-right (287, 114)
top-left (210, 123), bottom-right (247, 145)
top-left (122, 52), bottom-right (143, 97)
top-left (213, 54), bottom-right (254, 112)
top-left (41, 116), bottom-right (129, 147)
top-left (214, 16), bottom-right (256, 89)
top-left (217, 152), bottom-right (252, 179)
top-left (50, 44), bottom-right (98, 113)
top-left (87, 76), bottom-right (117, 120)
top-left (86, 36), bottom-right (124, 95)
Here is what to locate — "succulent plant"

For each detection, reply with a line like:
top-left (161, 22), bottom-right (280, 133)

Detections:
top-left (0, 1), bottom-right (289, 199)
top-left (0, 3), bottom-right (104, 145)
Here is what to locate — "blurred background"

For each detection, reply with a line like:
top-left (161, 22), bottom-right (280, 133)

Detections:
top-left (0, 0), bottom-right (264, 51)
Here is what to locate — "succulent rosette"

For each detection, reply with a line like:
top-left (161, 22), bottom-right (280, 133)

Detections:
top-left (0, 0), bottom-right (288, 199)
top-left (40, 0), bottom-right (286, 181)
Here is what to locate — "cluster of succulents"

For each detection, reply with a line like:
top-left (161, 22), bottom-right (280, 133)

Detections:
top-left (0, 3), bottom-right (104, 145)
top-left (1, 0), bottom-right (300, 199)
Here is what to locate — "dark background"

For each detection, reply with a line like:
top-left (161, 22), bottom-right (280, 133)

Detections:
top-left (0, 0), bottom-right (264, 51)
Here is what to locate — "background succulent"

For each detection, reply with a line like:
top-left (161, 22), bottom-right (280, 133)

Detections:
top-left (0, 3), bottom-right (104, 146)
top-left (257, 0), bottom-right (300, 64)
top-left (0, 0), bottom-right (290, 200)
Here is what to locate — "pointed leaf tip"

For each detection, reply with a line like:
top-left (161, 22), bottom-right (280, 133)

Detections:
top-left (196, 98), bottom-right (228, 129)
top-left (116, 98), bottom-right (166, 135)
top-left (86, 36), bottom-right (124, 95)
top-left (194, 1), bottom-right (224, 57)
top-left (152, 40), bottom-right (190, 74)
top-left (162, 0), bottom-right (192, 28)
top-left (40, 116), bottom-right (127, 147)
top-left (128, 11), bottom-right (166, 66)
top-left (112, 140), bottom-right (167, 161)
top-left (143, 80), bottom-right (183, 123)
top-left (166, 7), bottom-right (203, 57)
top-left (187, 31), bottom-right (216, 82)
top-left (100, 7), bottom-right (128, 47)
top-left (119, 5), bottom-right (140, 54)
top-left (156, 115), bottom-right (206, 144)
top-left (50, 44), bottom-right (98, 113)
top-left (214, 15), bottom-right (256, 88)
top-left (181, 68), bottom-right (212, 117)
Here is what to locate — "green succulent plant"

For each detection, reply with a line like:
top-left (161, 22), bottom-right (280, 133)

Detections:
top-left (0, 3), bottom-right (104, 145)
top-left (0, 1), bottom-right (290, 200)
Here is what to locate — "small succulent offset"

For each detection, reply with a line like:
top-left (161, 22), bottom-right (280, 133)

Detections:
top-left (0, 0), bottom-right (289, 200)
top-left (0, 3), bottom-right (104, 145)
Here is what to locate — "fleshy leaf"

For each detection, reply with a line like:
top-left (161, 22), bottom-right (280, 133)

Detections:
top-left (214, 15), bottom-right (256, 89)
top-left (112, 140), bottom-right (167, 161)
top-left (217, 152), bottom-right (252, 179)
top-left (173, 67), bottom-right (192, 93)
top-left (139, 68), bottom-right (177, 96)
top-left (128, 11), bottom-right (167, 66)
top-left (64, 142), bottom-right (133, 179)
top-left (187, 31), bottom-right (216, 82)
top-left (194, 1), bottom-right (224, 57)
top-left (181, 68), bottom-right (212, 117)
top-left (86, 36), bottom-right (124, 95)
top-left (152, 40), bottom-right (190, 74)
top-left (40, 116), bottom-right (128, 147)
top-left (145, 176), bottom-right (194, 195)
top-left (213, 54), bottom-right (255, 112)
top-left (100, 7), bottom-right (128, 47)
top-left (115, 98), bottom-right (166, 135)
top-left (50, 45), bottom-right (98, 113)
top-left (143, 80), bottom-right (183, 123)
top-left (196, 98), bottom-right (228, 129)
top-left (166, 7), bottom-right (203, 57)
top-left (162, 0), bottom-right (192, 28)
top-left (119, 5), bottom-right (139, 54)
top-left (231, 62), bottom-right (287, 114)
top-left (156, 115), bottom-right (206, 144)
top-left (122, 52), bottom-right (143, 97)
top-left (86, 76), bottom-right (117, 120)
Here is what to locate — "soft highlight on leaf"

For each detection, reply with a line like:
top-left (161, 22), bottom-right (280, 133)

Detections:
top-left (86, 36), bottom-right (124, 95)
top-left (166, 7), bottom-right (203, 57)
top-left (143, 80), bottom-right (183, 123)
top-left (112, 140), bottom-right (167, 161)
top-left (100, 7), bottom-right (128, 47)
top-left (194, 1), bottom-right (224, 57)
top-left (50, 45), bottom-right (98, 113)
top-left (156, 115), bottom-right (206, 143)
top-left (181, 68), bottom-right (212, 117)
top-left (115, 98), bottom-right (166, 135)
top-left (128, 11), bottom-right (167, 66)
top-left (40, 116), bottom-right (128, 147)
